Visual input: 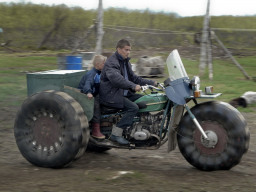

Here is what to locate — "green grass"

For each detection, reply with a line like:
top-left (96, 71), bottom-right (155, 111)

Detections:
top-left (0, 51), bottom-right (255, 112)
top-left (0, 52), bottom-right (57, 108)
top-left (185, 57), bottom-right (256, 112)
top-left (189, 57), bottom-right (256, 101)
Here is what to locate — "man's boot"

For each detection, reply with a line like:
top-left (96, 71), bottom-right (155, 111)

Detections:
top-left (110, 126), bottom-right (129, 145)
top-left (91, 123), bottom-right (105, 139)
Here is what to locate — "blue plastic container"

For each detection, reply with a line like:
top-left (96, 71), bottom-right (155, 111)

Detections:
top-left (66, 56), bottom-right (82, 70)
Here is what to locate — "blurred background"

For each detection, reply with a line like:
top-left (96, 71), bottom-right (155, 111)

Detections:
top-left (0, 0), bottom-right (256, 52)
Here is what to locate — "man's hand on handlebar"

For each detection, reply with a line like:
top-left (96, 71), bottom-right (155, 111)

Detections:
top-left (140, 83), bottom-right (165, 92)
top-left (135, 85), bottom-right (141, 92)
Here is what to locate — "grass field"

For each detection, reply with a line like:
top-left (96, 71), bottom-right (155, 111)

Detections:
top-left (0, 51), bottom-right (255, 112)
top-left (0, 52), bottom-right (57, 108)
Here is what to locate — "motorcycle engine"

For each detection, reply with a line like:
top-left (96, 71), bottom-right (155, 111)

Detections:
top-left (130, 111), bottom-right (163, 141)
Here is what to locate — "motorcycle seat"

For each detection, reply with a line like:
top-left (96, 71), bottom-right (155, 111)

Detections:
top-left (100, 101), bottom-right (147, 115)
top-left (100, 105), bottom-right (121, 114)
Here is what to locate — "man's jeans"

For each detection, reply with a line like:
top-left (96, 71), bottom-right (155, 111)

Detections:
top-left (116, 93), bottom-right (142, 129)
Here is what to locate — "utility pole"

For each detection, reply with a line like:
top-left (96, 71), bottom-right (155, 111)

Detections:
top-left (95, 0), bottom-right (104, 55)
top-left (199, 0), bottom-right (250, 80)
top-left (199, 0), bottom-right (211, 76)
top-left (213, 33), bottom-right (251, 80)
top-left (207, 31), bottom-right (213, 80)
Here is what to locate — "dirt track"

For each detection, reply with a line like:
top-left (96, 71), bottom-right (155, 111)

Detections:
top-left (0, 105), bottom-right (255, 192)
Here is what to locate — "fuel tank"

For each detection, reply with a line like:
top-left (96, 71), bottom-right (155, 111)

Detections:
top-left (135, 93), bottom-right (168, 112)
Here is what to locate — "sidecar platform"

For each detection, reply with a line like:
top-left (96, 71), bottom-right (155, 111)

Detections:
top-left (189, 93), bottom-right (222, 99)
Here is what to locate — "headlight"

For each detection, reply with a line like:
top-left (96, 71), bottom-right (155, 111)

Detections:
top-left (190, 76), bottom-right (200, 91)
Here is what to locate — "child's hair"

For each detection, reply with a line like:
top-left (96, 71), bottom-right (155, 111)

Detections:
top-left (92, 55), bottom-right (107, 67)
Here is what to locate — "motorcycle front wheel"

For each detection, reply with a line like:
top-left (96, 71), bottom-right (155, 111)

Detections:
top-left (177, 101), bottom-right (250, 171)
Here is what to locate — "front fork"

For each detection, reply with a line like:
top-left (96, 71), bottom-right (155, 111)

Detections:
top-left (184, 104), bottom-right (208, 140)
top-left (166, 102), bottom-right (209, 140)
top-left (159, 100), bottom-right (209, 140)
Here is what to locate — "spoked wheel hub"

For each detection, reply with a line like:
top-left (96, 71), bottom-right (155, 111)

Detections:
top-left (31, 111), bottom-right (63, 151)
top-left (200, 130), bottom-right (218, 148)
top-left (194, 120), bottom-right (228, 155)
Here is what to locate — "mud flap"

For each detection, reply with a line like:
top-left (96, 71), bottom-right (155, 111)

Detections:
top-left (168, 105), bottom-right (184, 152)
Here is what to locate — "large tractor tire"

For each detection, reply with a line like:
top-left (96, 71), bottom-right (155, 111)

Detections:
top-left (14, 90), bottom-right (89, 168)
top-left (177, 101), bottom-right (250, 171)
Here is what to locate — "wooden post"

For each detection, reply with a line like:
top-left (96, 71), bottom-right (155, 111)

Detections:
top-left (95, 0), bottom-right (104, 55)
top-left (199, 0), bottom-right (211, 76)
top-left (213, 33), bottom-right (251, 80)
top-left (207, 31), bottom-right (213, 80)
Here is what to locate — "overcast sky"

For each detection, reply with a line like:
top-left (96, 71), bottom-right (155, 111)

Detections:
top-left (0, 0), bottom-right (256, 17)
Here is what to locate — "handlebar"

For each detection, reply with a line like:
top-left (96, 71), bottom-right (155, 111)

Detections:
top-left (158, 83), bottom-right (165, 90)
top-left (141, 83), bottom-right (165, 92)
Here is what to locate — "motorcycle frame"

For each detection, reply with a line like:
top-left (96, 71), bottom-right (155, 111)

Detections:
top-left (99, 98), bottom-right (173, 144)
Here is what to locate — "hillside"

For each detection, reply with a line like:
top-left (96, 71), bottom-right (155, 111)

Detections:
top-left (0, 3), bottom-right (256, 51)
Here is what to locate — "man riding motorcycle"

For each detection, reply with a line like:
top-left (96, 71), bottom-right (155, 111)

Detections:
top-left (99, 39), bottom-right (157, 145)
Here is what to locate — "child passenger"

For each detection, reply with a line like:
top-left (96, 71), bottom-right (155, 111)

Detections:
top-left (78, 55), bottom-right (107, 139)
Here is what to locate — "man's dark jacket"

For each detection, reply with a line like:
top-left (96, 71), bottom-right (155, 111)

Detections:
top-left (99, 51), bottom-right (154, 108)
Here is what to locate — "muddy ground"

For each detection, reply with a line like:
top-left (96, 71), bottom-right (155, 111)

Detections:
top-left (0, 104), bottom-right (255, 192)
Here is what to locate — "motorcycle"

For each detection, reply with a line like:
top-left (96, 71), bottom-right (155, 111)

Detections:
top-left (88, 49), bottom-right (250, 171)
top-left (14, 49), bottom-right (250, 171)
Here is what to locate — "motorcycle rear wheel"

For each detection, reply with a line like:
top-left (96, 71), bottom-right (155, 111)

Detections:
top-left (177, 101), bottom-right (250, 171)
top-left (14, 90), bottom-right (89, 168)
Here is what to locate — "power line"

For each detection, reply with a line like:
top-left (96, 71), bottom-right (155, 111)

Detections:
top-left (104, 24), bottom-right (186, 33)
top-left (103, 26), bottom-right (194, 35)
top-left (212, 28), bottom-right (256, 32)
top-left (104, 25), bottom-right (256, 33)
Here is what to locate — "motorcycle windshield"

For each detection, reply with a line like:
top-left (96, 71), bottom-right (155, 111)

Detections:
top-left (166, 49), bottom-right (188, 81)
